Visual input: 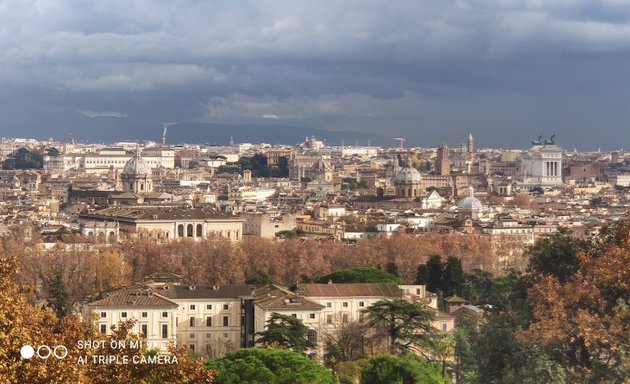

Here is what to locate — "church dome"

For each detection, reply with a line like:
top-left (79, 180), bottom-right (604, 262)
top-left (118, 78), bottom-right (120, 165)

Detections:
top-left (395, 166), bottom-right (422, 183)
top-left (122, 150), bottom-right (150, 176)
top-left (311, 158), bottom-right (333, 172)
top-left (458, 186), bottom-right (483, 210)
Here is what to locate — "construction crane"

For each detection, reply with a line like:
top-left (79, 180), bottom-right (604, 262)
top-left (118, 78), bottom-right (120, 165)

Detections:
top-left (392, 137), bottom-right (405, 149)
top-left (161, 122), bottom-right (177, 145)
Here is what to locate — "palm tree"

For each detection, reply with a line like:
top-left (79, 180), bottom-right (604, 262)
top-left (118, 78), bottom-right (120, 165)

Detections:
top-left (431, 332), bottom-right (456, 379)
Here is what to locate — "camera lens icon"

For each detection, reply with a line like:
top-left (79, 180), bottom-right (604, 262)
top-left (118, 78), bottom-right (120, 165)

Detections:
top-left (21, 345), bottom-right (68, 360)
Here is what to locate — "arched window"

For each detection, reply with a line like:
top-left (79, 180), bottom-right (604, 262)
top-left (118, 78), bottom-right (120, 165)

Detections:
top-left (177, 224), bottom-right (184, 237)
top-left (187, 224), bottom-right (193, 237)
top-left (196, 224), bottom-right (203, 238)
top-left (227, 230), bottom-right (231, 239)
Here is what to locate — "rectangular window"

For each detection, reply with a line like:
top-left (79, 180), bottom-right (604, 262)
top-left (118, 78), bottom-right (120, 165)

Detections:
top-left (442, 323), bottom-right (448, 332)
top-left (206, 304), bottom-right (212, 310)
top-left (141, 324), bottom-right (148, 337)
top-left (223, 316), bottom-right (229, 327)
top-left (342, 302), bottom-right (348, 308)
top-left (100, 312), bottom-right (107, 318)
top-left (161, 324), bottom-right (168, 339)
top-left (292, 313), bottom-right (297, 318)
top-left (326, 315), bottom-right (333, 324)
top-left (309, 313), bottom-right (316, 319)
top-left (121, 312), bottom-right (127, 318)
top-left (190, 333), bottom-right (195, 339)
top-left (326, 302), bottom-right (332, 308)
top-left (342, 314), bottom-right (349, 323)
top-left (190, 305), bottom-right (196, 310)
top-left (358, 301), bottom-right (365, 307)
top-left (100, 324), bottom-right (107, 333)
top-left (223, 304), bottom-right (229, 310)
top-left (141, 312), bottom-right (148, 318)
top-left (307, 329), bottom-right (318, 346)
top-left (206, 316), bottom-right (212, 326)
top-left (190, 344), bottom-right (195, 352)
top-left (190, 317), bottom-right (195, 327)
top-left (162, 312), bottom-right (168, 318)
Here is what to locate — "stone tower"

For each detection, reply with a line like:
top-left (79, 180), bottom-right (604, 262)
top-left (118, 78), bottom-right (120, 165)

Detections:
top-left (436, 143), bottom-right (451, 176)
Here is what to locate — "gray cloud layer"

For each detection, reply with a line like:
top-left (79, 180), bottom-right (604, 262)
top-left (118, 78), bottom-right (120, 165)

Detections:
top-left (1, 0), bottom-right (629, 149)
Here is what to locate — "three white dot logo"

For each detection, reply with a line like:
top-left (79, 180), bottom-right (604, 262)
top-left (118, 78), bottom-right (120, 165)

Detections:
top-left (20, 345), bottom-right (68, 360)
top-left (20, 345), bottom-right (34, 359)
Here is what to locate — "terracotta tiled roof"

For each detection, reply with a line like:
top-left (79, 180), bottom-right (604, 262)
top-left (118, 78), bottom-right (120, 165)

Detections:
top-left (80, 206), bottom-right (239, 221)
top-left (157, 285), bottom-right (253, 300)
top-left (254, 285), bottom-right (324, 311)
top-left (88, 287), bottom-right (177, 308)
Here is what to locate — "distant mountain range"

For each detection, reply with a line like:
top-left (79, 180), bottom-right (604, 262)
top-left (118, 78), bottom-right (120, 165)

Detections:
top-left (39, 118), bottom-right (389, 146)
top-left (163, 123), bottom-right (387, 146)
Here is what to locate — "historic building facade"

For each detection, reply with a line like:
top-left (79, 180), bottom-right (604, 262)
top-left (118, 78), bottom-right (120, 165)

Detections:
top-left (79, 206), bottom-right (244, 242)
top-left (519, 138), bottom-right (563, 188)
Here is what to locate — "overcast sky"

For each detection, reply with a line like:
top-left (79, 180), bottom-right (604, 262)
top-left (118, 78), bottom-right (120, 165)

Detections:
top-left (1, 0), bottom-right (630, 149)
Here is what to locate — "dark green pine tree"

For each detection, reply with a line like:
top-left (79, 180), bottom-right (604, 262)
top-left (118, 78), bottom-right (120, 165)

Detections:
top-left (415, 264), bottom-right (429, 285)
top-left (47, 271), bottom-right (73, 319)
top-left (442, 256), bottom-right (465, 297)
top-left (255, 312), bottom-right (312, 353)
top-left (425, 255), bottom-right (443, 293)
top-left (385, 262), bottom-right (399, 277)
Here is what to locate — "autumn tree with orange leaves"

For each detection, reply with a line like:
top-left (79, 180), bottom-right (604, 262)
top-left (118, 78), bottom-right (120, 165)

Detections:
top-left (524, 220), bottom-right (630, 382)
top-left (0, 256), bottom-right (215, 384)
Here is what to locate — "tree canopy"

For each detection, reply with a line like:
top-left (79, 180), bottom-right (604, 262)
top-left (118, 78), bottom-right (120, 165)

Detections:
top-left (206, 347), bottom-right (337, 384)
top-left (364, 299), bottom-right (435, 355)
top-left (47, 270), bottom-right (73, 320)
top-left (2, 148), bottom-right (43, 169)
top-left (525, 228), bottom-right (585, 282)
top-left (316, 267), bottom-right (405, 284)
top-left (244, 271), bottom-right (273, 286)
top-left (255, 312), bottom-right (312, 353)
top-left (45, 147), bottom-right (60, 156)
top-left (360, 354), bottom-right (450, 384)
top-left (415, 255), bottom-right (466, 297)
top-left (524, 229), bottom-right (630, 382)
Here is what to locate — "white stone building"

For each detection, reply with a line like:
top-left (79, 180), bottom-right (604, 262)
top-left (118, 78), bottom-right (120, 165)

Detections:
top-left (519, 141), bottom-right (563, 188)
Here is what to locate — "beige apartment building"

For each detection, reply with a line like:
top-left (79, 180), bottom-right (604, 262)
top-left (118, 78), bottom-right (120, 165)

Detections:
top-left (86, 280), bottom-right (454, 360)
top-left (79, 206), bottom-right (244, 242)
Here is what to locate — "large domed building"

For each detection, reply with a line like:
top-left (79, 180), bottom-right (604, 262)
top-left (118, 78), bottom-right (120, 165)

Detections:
top-left (305, 157), bottom-right (334, 182)
top-left (457, 186), bottom-right (483, 221)
top-left (395, 166), bottom-right (422, 198)
top-left (121, 149), bottom-right (153, 194)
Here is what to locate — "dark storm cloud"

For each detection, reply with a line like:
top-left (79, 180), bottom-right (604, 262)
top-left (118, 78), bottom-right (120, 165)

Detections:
top-left (1, 0), bottom-right (629, 149)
